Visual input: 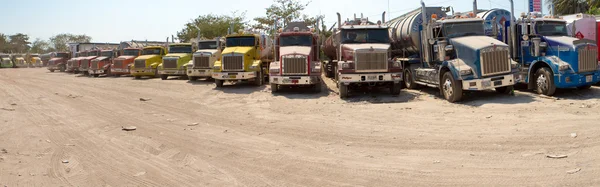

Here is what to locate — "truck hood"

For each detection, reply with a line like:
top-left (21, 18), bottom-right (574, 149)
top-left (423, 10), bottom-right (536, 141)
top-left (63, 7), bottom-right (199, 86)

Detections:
top-left (136, 55), bottom-right (160, 60)
top-left (116, 55), bottom-right (137, 60)
top-left (94, 57), bottom-right (110, 61)
top-left (83, 56), bottom-right (98, 60)
top-left (49, 57), bottom-right (63, 62)
top-left (279, 46), bottom-right (312, 56)
top-left (342, 43), bottom-right (390, 51)
top-left (449, 36), bottom-right (507, 66)
top-left (544, 36), bottom-right (578, 46)
top-left (165, 53), bottom-right (190, 58)
top-left (222, 47), bottom-right (253, 55)
top-left (196, 49), bottom-right (219, 54)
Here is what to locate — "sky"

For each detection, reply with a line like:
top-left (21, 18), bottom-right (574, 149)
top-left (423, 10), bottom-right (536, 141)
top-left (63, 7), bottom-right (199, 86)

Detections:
top-left (1, 0), bottom-right (549, 43)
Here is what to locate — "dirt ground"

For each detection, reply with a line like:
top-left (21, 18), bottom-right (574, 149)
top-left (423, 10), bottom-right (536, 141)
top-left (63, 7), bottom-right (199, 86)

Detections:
top-left (0, 68), bottom-right (599, 186)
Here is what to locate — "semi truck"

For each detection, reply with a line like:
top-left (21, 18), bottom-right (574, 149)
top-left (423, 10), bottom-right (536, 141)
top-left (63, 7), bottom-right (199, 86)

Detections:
top-left (486, 1), bottom-right (600, 96)
top-left (47, 52), bottom-right (71, 72)
top-left (80, 50), bottom-right (100, 75)
top-left (389, 1), bottom-right (518, 102)
top-left (158, 43), bottom-right (193, 80)
top-left (28, 54), bottom-right (43, 68)
top-left (67, 52), bottom-right (85, 73)
top-left (13, 54), bottom-right (27, 68)
top-left (130, 46), bottom-right (168, 79)
top-left (0, 54), bottom-right (14, 68)
top-left (323, 12), bottom-right (403, 98)
top-left (89, 50), bottom-right (118, 77)
top-left (41, 52), bottom-right (55, 67)
top-left (212, 31), bottom-right (273, 87)
top-left (269, 22), bottom-right (322, 93)
top-left (111, 48), bottom-right (142, 77)
top-left (186, 39), bottom-right (224, 81)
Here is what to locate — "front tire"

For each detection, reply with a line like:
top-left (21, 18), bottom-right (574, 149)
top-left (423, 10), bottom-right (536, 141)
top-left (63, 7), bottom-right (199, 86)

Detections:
top-left (188, 76), bottom-right (198, 81)
top-left (93, 74), bottom-right (99, 77)
top-left (495, 86), bottom-right (514, 95)
top-left (271, 83), bottom-right (278, 93)
top-left (134, 76), bottom-right (141, 79)
top-left (339, 82), bottom-right (349, 98)
top-left (534, 67), bottom-right (556, 96)
top-left (313, 82), bottom-right (322, 93)
top-left (59, 66), bottom-right (65, 72)
top-left (50, 69), bottom-right (55, 72)
top-left (577, 85), bottom-right (592, 90)
top-left (215, 79), bottom-right (224, 87)
top-left (390, 82), bottom-right (402, 95)
top-left (254, 69), bottom-right (263, 86)
top-left (160, 74), bottom-right (168, 80)
top-left (404, 69), bottom-right (418, 89)
top-left (441, 71), bottom-right (463, 103)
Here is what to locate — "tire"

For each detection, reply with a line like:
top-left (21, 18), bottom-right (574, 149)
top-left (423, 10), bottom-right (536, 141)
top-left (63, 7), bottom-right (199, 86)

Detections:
top-left (495, 86), bottom-right (514, 95)
top-left (215, 79), bottom-right (224, 87)
top-left (339, 82), bottom-right (349, 98)
top-left (313, 83), bottom-right (322, 93)
top-left (324, 62), bottom-right (333, 78)
top-left (577, 85), bottom-right (592, 90)
top-left (534, 67), bottom-right (556, 96)
top-left (404, 69), bottom-right (418, 89)
top-left (160, 74), bottom-right (168, 80)
top-left (254, 69), bottom-right (263, 86)
top-left (390, 82), bottom-right (401, 95)
top-left (441, 71), bottom-right (463, 103)
top-left (59, 66), bottom-right (65, 72)
top-left (188, 76), bottom-right (198, 81)
top-left (106, 68), bottom-right (111, 77)
top-left (93, 74), bottom-right (99, 77)
top-left (134, 76), bottom-right (141, 79)
top-left (114, 74), bottom-right (121, 77)
top-left (154, 68), bottom-right (159, 78)
top-left (50, 70), bottom-right (55, 72)
top-left (271, 83), bottom-right (278, 93)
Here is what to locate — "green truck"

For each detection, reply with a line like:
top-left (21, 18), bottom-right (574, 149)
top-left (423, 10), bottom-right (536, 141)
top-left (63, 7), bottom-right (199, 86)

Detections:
top-left (158, 43), bottom-right (194, 80)
top-left (0, 54), bottom-right (14, 68)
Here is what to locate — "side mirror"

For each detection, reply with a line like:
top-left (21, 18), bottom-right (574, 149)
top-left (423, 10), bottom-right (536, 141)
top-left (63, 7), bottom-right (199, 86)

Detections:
top-left (445, 45), bottom-right (454, 51)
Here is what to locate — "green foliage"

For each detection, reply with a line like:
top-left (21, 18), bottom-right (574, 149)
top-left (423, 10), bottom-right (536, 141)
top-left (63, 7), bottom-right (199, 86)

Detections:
top-left (8, 33), bottom-right (31, 53)
top-left (49, 34), bottom-right (92, 52)
top-left (547, 0), bottom-right (599, 15)
top-left (176, 12), bottom-right (246, 43)
top-left (0, 33), bottom-right (9, 53)
top-left (30, 38), bottom-right (53, 54)
top-left (252, 0), bottom-right (320, 33)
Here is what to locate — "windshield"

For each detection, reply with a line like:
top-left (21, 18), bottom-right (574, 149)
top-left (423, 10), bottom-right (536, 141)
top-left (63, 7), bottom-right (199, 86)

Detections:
top-left (226, 37), bottom-right (255, 47)
top-left (56, 53), bottom-right (68, 58)
top-left (280, 35), bottom-right (312, 46)
top-left (31, 54), bottom-right (39, 57)
top-left (341, 29), bottom-right (389, 44)
top-left (142, 48), bottom-right (162, 55)
top-left (101, 51), bottom-right (113, 57)
top-left (0, 55), bottom-right (9, 58)
top-left (535, 21), bottom-right (568, 36)
top-left (444, 21), bottom-right (485, 38)
top-left (198, 41), bottom-right (217, 49)
top-left (169, 45), bottom-right (192, 53)
top-left (87, 51), bottom-right (99, 56)
top-left (123, 49), bottom-right (140, 56)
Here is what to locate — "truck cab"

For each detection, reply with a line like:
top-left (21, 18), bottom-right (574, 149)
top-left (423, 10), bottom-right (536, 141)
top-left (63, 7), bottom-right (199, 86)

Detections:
top-left (131, 46), bottom-right (167, 79)
top-left (111, 48), bottom-right (142, 77)
top-left (47, 52), bottom-right (70, 72)
top-left (67, 52), bottom-right (85, 73)
top-left (269, 22), bottom-right (322, 93)
top-left (14, 54), bottom-right (27, 68)
top-left (0, 54), bottom-right (13, 68)
top-left (158, 43), bottom-right (193, 80)
top-left (212, 32), bottom-right (272, 87)
top-left (29, 54), bottom-right (43, 67)
top-left (89, 50), bottom-right (117, 77)
top-left (186, 39), bottom-right (224, 81)
top-left (80, 50), bottom-right (100, 75)
top-left (510, 13), bottom-right (600, 95)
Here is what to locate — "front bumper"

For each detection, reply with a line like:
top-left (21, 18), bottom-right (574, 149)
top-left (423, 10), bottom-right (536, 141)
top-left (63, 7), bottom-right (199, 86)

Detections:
top-left (159, 69), bottom-right (186, 76)
top-left (67, 67), bottom-right (78, 71)
top-left (187, 68), bottom-right (212, 77)
top-left (462, 73), bottom-right (516, 91)
top-left (88, 69), bottom-right (106, 75)
top-left (111, 68), bottom-right (130, 74)
top-left (338, 72), bottom-right (403, 84)
top-left (270, 75), bottom-right (320, 85)
top-left (79, 67), bottom-right (88, 72)
top-left (555, 71), bottom-right (600, 88)
top-left (212, 71), bottom-right (256, 80)
top-left (47, 65), bottom-right (60, 70)
top-left (131, 68), bottom-right (155, 76)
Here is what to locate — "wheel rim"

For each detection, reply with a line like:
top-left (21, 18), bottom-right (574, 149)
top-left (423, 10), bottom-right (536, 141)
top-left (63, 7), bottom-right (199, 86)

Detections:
top-left (443, 78), bottom-right (453, 98)
top-left (405, 71), bottom-right (412, 88)
top-left (536, 74), bottom-right (548, 92)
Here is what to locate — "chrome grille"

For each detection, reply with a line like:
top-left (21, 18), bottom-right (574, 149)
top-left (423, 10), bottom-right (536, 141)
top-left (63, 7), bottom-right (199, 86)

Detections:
top-left (222, 56), bottom-right (243, 71)
top-left (283, 56), bottom-right (308, 75)
top-left (480, 48), bottom-right (510, 76)
top-left (113, 59), bottom-right (123, 68)
top-left (134, 59), bottom-right (146, 68)
top-left (194, 56), bottom-right (210, 68)
top-left (91, 60), bottom-right (99, 69)
top-left (81, 60), bottom-right (89, 69)
top-left (355, 52), bottom-right (387, 72)
top-left (578, 46), bottom-right (598, 73)
top-left (163, 58), bottom-right (178, 69)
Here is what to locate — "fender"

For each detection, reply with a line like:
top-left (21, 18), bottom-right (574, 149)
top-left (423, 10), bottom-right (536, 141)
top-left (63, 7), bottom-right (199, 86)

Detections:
top-left (151, 62), bottom-right (161, 68)
top-left (250, 60), bottom-right (262, 71)
top-left (527, 56), bottom-right (561, 79)
top-left (441, 58), bottom-right (473, 80)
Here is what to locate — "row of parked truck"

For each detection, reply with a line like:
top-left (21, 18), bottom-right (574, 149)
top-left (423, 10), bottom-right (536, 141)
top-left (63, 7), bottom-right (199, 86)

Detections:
top-left (40, 0), bottom-right (600, 102)
top-left (0, 53), bottom-right (45, 68)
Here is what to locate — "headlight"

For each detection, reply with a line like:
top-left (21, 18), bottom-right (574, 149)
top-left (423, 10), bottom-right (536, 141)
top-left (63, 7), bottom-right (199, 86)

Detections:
top-left (250, 65), bottom-right (259, 69)
top-left (392, 61), bottom-right (401, 68)
top-left (212, 66), bottom-right (220, 70)
top-left (186, 64), bottom-right (193, 68)
top-left (511, 61), bottom-right (518, 69)
top-left (342, 62), bottom-right (351, 69)
top-left (559, 64), bottom-right (570, 71)
top-left (460, 69), bottom-right (473, 76)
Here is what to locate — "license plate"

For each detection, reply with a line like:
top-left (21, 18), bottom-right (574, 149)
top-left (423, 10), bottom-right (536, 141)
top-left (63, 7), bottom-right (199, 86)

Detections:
top-left (198, 70), bottom-right (205, 72)
top-left (367, 75), bottom-right (377, 80)
top-left (291, 80), bottom-right (299, 84)
top-left (228, 75), bottom-right (236, 78)
top-left (494, 81), bottom-right (502, 86)
top-left (482, 80), bottom-right (491, 88)
top-left (586, 75), bottom-right (592, 83)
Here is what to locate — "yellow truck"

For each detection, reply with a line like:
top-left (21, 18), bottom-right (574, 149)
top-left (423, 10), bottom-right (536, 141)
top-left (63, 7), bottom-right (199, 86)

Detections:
top-left (158, 43), bottom-right (194, 80)
top-left (130, 46), bottom-right (168, 79)
top-left (185, 38), bottom-right (225, 81)
top-left (28, 54), bottom-right (43, 67)
top-left (212, 32), bottom-right (273, 87)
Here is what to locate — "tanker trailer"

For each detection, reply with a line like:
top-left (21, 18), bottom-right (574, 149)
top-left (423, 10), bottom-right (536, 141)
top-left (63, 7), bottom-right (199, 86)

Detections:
top-left (389, 0), bottom-right (518, 102)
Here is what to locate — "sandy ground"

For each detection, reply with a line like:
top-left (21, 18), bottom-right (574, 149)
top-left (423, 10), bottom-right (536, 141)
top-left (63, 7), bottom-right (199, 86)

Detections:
top-left (0, 68), bottom-right (599, 186)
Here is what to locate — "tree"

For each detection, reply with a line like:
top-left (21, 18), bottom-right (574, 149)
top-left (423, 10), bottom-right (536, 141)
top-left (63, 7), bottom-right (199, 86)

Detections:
top-left (8, 33), bottom-right (30, 53)
top-left (0, 33), bottom-right (9, 53)
top-left (30, 38), bottom-right (53, 54)
top-left (176, 12), bottom-right (247, 43)
top-left (546, 0), bottom-right (595, 15)
top-left (252, 0), bottom-right (320, 33)
top-left (49, 34), bottom-right (92, 52)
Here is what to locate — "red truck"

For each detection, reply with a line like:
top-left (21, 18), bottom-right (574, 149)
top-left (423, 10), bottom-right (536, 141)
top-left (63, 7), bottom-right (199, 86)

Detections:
top-left (110, 48), bottom-right (142, 77)
top-left (67, 52), bottom-right (85, 73)
top-left (89, 50), bottom-right (118, 77)
top-left (79, 50), bottom-right (100, 76)
top-left (47, 52), bottom-right (71, 72)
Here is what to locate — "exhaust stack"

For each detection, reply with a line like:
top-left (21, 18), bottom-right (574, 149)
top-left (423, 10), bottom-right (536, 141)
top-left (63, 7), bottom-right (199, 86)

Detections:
top-left (509, 0), bottom-right (516, 58)
top-left (382, 11), bottom-right (386, 23)
top-left (473, 0), bottom-right (477, 15)
top-left (337, 13), bottom-right (341, 29)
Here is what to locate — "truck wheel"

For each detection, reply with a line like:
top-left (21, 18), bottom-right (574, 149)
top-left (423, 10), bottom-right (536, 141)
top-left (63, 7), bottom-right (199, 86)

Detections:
top-left (271, 83), bottom-right (278, 93)
top-left (106, 68), bottom-right (111, 77)
top-left (160, 75), bottom-right (168, 80)
top-left (254, 70), bottom-right (263, 86)
top-left (50, 70), bottom-right (55, 72)
top-left (325, 62), bottom-right (333, 78)
top-left (93, 74), bottom-right (99, 77)
top-left (215, 79), bottom-right (224, 87)
top-left (534, 67), bottom-right (556, 96)
top-left (134, 76), bottom-right (141, 79)
top-left (154, 68), bottom-right (159, 78)
top-left (313, 82), bottom-right (322, 93)
top-left (390, 82), bottom-right (401, 95)
top-left (577, 85), bottom-right (592, 90)
top-left (339, 82), bottom-right (349, 98)
top-left (441, 71), bottom-right (463, 103)
top-left (404, 69), bottom-right (418, 89)
top-left (59, 66), bottom-right (65, 72)
top-left (495, 86), bottom-right (514, 95)
top-left (188, 76), bottom-right (198, 81)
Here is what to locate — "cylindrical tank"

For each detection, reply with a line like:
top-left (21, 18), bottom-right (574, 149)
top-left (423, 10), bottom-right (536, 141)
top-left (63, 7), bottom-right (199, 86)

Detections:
top-left (562, 13), bottom-right (597, 41)
top-left (322, 36), bottom-right (338, 61)
top-left (477, 9), bottom-right (512, 42)
top-left (259, 34), bottom-right (274, 62)
top-left (386, 7), bottom-right (447, 57)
